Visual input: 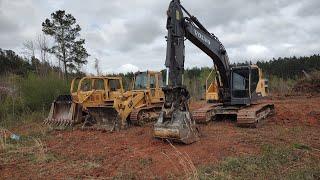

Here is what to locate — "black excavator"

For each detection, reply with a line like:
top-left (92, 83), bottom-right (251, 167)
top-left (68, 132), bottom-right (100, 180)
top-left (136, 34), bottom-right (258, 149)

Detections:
top-left (154, 0), bottom-right (274, 144)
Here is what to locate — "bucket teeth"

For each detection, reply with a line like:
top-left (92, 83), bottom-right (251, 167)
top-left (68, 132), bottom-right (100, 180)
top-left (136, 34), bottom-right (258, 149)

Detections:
top-left (43, 118), bottom-right (74, 128)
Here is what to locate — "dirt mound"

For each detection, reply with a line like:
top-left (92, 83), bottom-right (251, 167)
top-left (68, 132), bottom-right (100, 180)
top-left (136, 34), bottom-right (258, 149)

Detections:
top-left (293, 72), bottom-right (320, 94)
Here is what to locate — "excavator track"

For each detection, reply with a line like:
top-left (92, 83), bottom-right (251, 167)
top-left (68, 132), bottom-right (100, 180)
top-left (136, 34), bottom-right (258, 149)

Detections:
top-left (237, 103), bottom-right (275, 128)
top-left (192, 103), bottom-right (221, 123)
top-left (130, 104), bottom-right (163, 125)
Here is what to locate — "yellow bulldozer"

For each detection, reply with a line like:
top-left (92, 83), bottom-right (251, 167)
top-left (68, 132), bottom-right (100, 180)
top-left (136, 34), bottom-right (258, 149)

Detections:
top-left (114, 71), bottom-right (165, 128)
top-left (45, 71), bottom-right (165, 130)
top-left (44, 76), bottom-right (124, 130)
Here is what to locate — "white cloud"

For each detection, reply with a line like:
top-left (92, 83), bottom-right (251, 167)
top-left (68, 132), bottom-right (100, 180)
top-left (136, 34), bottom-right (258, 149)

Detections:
top-left (246, 44), bottom-right (270, 58)
top-left (117, 64), bottom-right (139, 74)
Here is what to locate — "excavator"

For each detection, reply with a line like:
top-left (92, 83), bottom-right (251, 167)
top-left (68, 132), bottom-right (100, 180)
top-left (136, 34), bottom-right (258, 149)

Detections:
top-left (154, 0), bottom-right (274, 144)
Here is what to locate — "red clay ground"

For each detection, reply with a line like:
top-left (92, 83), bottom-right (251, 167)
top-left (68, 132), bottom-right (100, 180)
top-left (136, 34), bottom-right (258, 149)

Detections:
top-left (1, 96), bottom-right (320, 179)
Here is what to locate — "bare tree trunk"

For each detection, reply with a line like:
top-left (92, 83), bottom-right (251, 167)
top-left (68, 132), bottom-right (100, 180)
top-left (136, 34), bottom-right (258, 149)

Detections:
top-left (61, 28), bottom-right (68, 80)
top-left (37, 34), bottom-right (49, 76)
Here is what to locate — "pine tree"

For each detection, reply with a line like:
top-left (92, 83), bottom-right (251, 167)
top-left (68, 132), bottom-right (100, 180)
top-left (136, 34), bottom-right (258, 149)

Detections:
top-left (42, 10), bottom-right (89, 79)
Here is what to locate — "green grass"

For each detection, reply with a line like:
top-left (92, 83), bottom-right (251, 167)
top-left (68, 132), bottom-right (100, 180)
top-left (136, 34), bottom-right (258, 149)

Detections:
top-left (198, 144), bottom-right (320, 180)
top-left (138, 157), bottom-right (153, 167)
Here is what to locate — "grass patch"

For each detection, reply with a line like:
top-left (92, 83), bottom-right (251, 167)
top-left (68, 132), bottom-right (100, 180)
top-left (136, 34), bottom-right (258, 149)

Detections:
top-left (0, 117), bottom-right (56, 167)
top-left (138, 157), bottom-right (153, 167)
top-left (113, 171), bottom-right (138, 180)
top-left (82, 161), bottom-right (101, 169)
top-left (198, 144), bottom-right (320, 180)
top-left (293, 143), bottom-right (311, 151)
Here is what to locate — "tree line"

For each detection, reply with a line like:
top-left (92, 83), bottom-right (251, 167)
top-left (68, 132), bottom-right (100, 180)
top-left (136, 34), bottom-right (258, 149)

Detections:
top-left (235, 55), bottom-right (320, 79)
top-left (0, 48), bottom-right (84, 78)
top-left (256, 55), bottom-right (320, 79)
top-left (2, 50), bottom-right (320, 86)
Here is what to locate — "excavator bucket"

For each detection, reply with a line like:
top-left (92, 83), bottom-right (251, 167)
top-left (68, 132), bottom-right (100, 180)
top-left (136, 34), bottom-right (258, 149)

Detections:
top-left (44, 95), bottom-right (82, 127)
top-left (153, 87), bottom-right (199, 144)
top-left (154, 111), bottom-right (199, 144)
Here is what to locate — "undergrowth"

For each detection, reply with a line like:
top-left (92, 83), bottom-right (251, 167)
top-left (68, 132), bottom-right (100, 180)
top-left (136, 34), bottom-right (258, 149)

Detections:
top-left (0, 72), bottom-right (69, 128)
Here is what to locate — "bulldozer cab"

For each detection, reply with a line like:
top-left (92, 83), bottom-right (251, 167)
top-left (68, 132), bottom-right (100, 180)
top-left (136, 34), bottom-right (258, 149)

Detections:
top-left (133, 71), bottom-right (164, 103)
top-left (74, 77), bottom-right (123, 107)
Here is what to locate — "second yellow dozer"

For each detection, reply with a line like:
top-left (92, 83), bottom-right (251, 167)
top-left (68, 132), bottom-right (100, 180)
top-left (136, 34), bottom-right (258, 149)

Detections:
top-left (114, 71), bottom-right (165, 128)
top-left (44, 76), bottom-right (124, 130)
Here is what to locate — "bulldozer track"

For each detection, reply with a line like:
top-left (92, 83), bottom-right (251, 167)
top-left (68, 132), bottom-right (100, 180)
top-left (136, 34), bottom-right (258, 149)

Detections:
top-left (130, 104), bottom-right (163, 125)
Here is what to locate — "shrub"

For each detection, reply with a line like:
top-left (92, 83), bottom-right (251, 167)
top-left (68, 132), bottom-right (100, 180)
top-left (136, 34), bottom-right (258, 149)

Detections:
top-left (19, 73), bottom-right (70, 112)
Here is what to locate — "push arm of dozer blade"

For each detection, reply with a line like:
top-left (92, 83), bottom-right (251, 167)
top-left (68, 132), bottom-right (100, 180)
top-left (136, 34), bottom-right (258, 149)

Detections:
top-left (114, 92), bottom-right (145, 124)
top-left (165, 0), bottom-right (231, 102)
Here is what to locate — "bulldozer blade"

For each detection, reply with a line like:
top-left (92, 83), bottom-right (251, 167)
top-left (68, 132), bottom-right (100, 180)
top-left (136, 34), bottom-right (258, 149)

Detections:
top-left (154, 110), bottom-right (199, 144)
top-left (81, 107), bottom-right (121, 132)
top-left (44, 95), bottom-right (81, 128)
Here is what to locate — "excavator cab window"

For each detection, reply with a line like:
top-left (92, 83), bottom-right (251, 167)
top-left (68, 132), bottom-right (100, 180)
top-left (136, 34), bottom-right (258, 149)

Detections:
top-left (232, 68), bottom-right (250, 98)
top-left (134, 72), bottom-right (148, 90)
top-left (109, 79), bottom-right (121, 91)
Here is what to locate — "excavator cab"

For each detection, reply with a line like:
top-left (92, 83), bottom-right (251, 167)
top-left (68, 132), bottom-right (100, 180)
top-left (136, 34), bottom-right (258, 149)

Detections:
top-left (206, 65), bottom-right (269, 103)
top-left (230, 66), bottom-right (261, 105)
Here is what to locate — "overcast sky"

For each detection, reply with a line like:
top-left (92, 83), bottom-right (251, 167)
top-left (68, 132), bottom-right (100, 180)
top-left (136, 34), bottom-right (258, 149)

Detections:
top-left (0, 0), bottom-right (319, 74)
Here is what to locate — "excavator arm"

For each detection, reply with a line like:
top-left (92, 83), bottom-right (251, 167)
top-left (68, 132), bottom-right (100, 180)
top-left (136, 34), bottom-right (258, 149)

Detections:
top-left (165, 0), bottom-right (230, 101)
